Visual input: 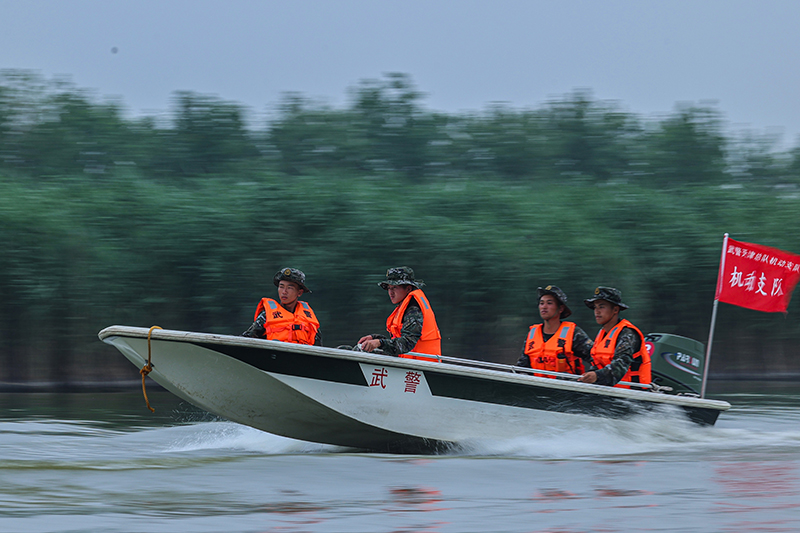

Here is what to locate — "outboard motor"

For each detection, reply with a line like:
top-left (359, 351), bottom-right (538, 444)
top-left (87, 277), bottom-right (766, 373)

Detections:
top-left (645, 333), bottom-right (706, 395)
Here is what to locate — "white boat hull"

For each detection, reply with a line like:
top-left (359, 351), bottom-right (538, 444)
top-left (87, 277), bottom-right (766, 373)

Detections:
top-left (100, 326), bottom-right (730, 452)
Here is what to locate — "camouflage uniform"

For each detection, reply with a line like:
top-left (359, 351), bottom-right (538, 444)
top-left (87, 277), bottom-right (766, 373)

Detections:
top-left (242, 267), bottom-right (322, 346)
top-left (370, 301), bottom-right (424, 356)
top-left (515, 285), bottom-right (594, 369)
top-left (584, 286), bottom-right (642, 386)
top-left (370, 266), bottom-right (427, 356)
top-left (588, 328), bottom-right (641, 386)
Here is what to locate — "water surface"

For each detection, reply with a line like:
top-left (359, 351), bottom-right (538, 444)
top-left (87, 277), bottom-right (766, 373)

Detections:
top-left (1, 383), bottom-right (799, 532)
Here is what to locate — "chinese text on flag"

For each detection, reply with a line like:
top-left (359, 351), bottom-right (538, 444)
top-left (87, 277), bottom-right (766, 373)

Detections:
top-left (716, 238), bottom-right (800, 313)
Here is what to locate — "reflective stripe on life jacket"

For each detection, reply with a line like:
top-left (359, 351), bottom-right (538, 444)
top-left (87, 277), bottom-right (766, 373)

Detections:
top-left (523, 321), bottom-right (584, 377)
top-left (590, 318), bottom-right (651, 388)
top-left (386, 288), bottom-right (442, 361)
top-left (255, 298), bottom-right (320, 345)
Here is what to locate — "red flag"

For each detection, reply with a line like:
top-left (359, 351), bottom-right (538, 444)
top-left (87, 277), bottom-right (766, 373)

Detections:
top-left (715, 237), bottom-right (800, 313)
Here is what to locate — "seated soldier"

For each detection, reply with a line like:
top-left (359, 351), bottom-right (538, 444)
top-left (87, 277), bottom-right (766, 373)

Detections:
top-left (516, 285), bottom-right (593, 378)
top-left (242, 267), bottom-right (321, 345)
top-left (357, 266), bottom-right (441, 361)
top-left (577, 286), bottom-right (651, 388)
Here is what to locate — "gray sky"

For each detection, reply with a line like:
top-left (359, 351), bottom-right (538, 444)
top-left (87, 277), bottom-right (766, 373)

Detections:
top-left (3, 0), bottom-right (800, 149)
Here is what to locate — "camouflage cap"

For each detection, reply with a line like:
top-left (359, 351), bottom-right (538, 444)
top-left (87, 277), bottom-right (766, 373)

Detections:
top-left (537, 285), bottom-right (572, 319)
top-left (584, 286), bottom-right (628, 310)
top-left (378, 266), bottom-right (425, 290)
top-left (273, 267), bottom-right (312, 293)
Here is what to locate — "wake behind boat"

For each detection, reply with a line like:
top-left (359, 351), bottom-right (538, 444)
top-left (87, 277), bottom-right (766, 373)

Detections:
top-left (99, 325), bottom-right (730, 453)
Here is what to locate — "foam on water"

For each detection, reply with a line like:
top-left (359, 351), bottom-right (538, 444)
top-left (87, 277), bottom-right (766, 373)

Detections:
top-left (160, 421), bottom-right (345, 455)
top-left (450, 405), bottom-right (800, 461)
top-left (129, 402), bottom-right (800, 463)
top-left (4, 397), bottom-right (800, 469)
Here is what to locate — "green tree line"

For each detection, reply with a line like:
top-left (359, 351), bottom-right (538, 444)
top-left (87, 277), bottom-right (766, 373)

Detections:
top-left (2, 70), bottom-right (800, 387)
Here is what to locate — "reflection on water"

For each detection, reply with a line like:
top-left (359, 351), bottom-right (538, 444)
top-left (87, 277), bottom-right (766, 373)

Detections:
top-left (1, 386), bottom-right (799, 532)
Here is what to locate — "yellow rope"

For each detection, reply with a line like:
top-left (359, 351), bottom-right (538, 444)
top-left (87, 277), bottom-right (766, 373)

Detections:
top-left (140, 325), bottom-right (162, 412)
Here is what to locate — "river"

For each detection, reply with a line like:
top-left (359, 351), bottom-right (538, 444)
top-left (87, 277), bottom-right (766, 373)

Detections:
top-left (1, 382), bottom-right (799, 532)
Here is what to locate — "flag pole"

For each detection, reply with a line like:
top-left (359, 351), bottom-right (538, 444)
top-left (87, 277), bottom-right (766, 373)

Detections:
top-left (702, 233), bottom-right (729, 398)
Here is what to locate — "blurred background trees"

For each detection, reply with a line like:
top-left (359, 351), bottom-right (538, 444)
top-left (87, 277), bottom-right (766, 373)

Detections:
top-left (2, 69), bottom-right (799, 386)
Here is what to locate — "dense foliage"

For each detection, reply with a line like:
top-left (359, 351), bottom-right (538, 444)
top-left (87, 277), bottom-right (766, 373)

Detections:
top-left (2, 70), bottom-right (800, 386)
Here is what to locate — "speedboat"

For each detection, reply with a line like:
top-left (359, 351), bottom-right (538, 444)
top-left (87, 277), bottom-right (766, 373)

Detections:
top-left (99, 325), bottom-right (730, 453)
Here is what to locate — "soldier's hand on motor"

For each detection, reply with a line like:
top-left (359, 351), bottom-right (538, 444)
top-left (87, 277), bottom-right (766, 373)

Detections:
top-left (358, 335), bottom-right (373, 344)
top-left (577, 371), bottom-right (597, 384)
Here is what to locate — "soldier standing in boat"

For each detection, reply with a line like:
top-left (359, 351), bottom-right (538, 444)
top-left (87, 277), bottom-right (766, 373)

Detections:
top-left (242, 267), bottom-right (321, 345)
top-left (515, 285), bottom-right (593, 377)
top-left (578, 286), bottom-right (651, 387)
top-left (357, 266), bottom-right (442, 361)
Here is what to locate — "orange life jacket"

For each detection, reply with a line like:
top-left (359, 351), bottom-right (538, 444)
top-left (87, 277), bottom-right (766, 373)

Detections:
top-left (386, 289), bottom-right (442, 361)
top-left (523, 322), bottom-right (585, 377)
top-left (255, 298), bottom-right (320, 345)
top-left (590, 318), bottom-right (651, 388)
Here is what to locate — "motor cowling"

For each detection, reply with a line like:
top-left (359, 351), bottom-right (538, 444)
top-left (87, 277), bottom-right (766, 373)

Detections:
top-left (645, 333), bottom-right (706, 395)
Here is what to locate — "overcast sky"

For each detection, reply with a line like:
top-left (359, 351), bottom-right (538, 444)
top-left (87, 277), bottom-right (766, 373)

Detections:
top-left (3, 0), bottom-right (800, 149)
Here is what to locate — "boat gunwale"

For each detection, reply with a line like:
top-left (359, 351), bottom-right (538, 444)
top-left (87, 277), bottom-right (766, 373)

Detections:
top-left (98, 325), bottom-right (731, 412)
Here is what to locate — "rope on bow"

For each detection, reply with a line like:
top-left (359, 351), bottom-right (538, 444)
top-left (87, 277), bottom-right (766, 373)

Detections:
top-left (140, 325), bottom-right (162, 412)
